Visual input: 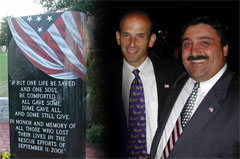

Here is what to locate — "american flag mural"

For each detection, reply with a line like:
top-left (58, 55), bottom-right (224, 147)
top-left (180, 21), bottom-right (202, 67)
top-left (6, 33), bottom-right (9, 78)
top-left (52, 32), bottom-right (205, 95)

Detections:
top-left (8, 11), bottom-right (87, 81)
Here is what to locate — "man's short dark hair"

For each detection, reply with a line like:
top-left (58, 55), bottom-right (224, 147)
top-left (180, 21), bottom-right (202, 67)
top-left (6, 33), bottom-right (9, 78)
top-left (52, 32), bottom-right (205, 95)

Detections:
top-left (180, 15), bottom-right (229, 47)
top-left (119, 10), bottom-right (154, 36)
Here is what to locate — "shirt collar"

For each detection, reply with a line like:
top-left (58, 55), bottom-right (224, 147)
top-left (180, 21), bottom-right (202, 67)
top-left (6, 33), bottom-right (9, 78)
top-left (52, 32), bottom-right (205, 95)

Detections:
top-left (189, 64), bottom-right (227, 94)
top-left (123, 57), bottom-right (150, 76)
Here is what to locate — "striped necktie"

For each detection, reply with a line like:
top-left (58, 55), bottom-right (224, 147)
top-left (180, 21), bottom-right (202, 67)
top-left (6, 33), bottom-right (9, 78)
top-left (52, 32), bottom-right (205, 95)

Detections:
top-left (128, 69), bottom-right (147, 158)
top-left (161, 82), bottom-right (200, 159)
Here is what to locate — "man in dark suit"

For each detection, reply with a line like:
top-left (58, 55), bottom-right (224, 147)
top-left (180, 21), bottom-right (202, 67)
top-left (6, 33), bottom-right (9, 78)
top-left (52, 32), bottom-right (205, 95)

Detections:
top-left (108, 10), bottom-right (182, 158)
top-left (151, 16), bottom-right (239, 158)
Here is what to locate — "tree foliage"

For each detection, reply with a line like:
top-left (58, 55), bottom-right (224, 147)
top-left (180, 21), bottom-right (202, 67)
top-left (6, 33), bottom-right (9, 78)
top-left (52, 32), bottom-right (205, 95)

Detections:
top-left (0, 16), bottom-right (11, 46)
top-left (34, 0), bottom-right (103, 16)
top-left (86, 49), bottom-right (108, 124)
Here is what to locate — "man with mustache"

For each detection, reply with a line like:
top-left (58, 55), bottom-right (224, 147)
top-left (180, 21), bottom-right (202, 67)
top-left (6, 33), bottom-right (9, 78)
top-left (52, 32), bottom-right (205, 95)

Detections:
top-left (108, 10), bottom-right (182, 158)
top-left (151, 15), bottom-right (239, 158)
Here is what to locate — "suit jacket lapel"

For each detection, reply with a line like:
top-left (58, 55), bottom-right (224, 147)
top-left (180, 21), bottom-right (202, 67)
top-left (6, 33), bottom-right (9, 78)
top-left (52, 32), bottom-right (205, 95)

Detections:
top-left (170, 90), bottom-right (222, 155)
top-left (169, 69), bottom-right (233, 156)
top-left (150, 57), bottom-right (182, 124)
top-left (152, 59), bottom-right (164, 121)
top-left (151, 72), bottom-right (189, 157)
top-left (158, 76), bottom-right (187, 129)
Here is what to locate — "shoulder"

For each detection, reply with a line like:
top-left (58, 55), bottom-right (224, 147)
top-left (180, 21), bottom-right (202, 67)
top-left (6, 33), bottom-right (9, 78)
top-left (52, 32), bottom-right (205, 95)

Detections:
top-left (218, 68), bottom-right (239, 93)
top-left (108, 60), bottom-right (123, 77)
top-left (149, 54), bottom-right (185, 81)
top-left (227, 73), bottom-right (239, 97)
top-left (149, 52), bottom-right (183, 70)
top-left (107, 59), bottom-right (123, 90)
top-left (230, 72), bottom-right (239, 86)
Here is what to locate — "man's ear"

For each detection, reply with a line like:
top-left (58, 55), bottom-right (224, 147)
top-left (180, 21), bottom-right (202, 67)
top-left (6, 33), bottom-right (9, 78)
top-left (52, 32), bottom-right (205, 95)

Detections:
top-left (116, 31), bottom-right (121, 45)
top-left (148, 33), bottom-right (156, 48)
top-left (223, 45), bottom-right (228, 56)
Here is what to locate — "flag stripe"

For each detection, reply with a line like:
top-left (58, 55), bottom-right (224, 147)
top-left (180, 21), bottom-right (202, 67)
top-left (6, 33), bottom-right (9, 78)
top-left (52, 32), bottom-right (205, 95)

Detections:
top-left (18, 48), bottom-right (68, 75)
top-left (172, 126), bottom-right (176, 145)
top-left (176, 118), bottom-right (181, 137)
top-left (45, 24), bottom-right (86, 79)
top-left (14, 18), bottom-right (64, 66)
top-left (11, 18), bottom-right (61, 67)
top-left (54, 15), bottom-right (86, 67)
top-left (64, 12), bottom-right (86, 58)
top-left (72, 11), bottom-right (87, 54)
top-left (9, 18), bottom-right (74, 79)
top-left (46, 13), bottom-right (86, 76)
top-left (163, 150), bottom-right (166, 159)
top-left (162, 117), bottom-right (183, 159)
top-left (41, 30), bottom-right (86, 80)
top-left (8, 11), bottom-right (87, 80)
top-left (9, 18), bottom-right (65, 70)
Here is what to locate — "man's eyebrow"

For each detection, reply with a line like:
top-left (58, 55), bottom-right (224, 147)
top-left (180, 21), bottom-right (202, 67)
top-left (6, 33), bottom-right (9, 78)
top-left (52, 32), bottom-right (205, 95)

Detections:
top-left (138, 33), bottom-right (146, 35)
top-left (121, 31), bottom-right (129, 34)
top-left (182, 36), bottom-right (214, 41)
top-left (181, 37), bottom-right (190, 45)
top-left (182, 37), bottom-right (190, 42)
top-left (198, 36), bottom-right (214, 41)
top-left (181, 36), bottom-right (214, 44)
top-left (121, 32), bottom-right (148, 37)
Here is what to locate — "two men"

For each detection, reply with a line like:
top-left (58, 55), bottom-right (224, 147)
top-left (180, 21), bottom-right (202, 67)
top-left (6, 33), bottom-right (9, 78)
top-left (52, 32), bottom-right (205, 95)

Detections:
top-left (111, 10), bottom-right (238, 158)
top-left (110, 10), bottom-right (182, 158)
top-left (151, 16), bottom-right (239, 158)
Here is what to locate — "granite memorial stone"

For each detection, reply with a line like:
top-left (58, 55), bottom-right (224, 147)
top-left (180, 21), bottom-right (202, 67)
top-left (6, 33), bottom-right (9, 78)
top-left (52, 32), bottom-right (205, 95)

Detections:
top-left (8, 11), bottom-right (88, 158)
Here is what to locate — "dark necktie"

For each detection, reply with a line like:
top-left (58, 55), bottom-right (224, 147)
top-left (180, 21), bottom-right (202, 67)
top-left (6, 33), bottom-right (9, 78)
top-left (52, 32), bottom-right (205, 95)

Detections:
top-left (162, 82), bottom-right (200, 159)
top-left (181, 82), bottom-right (200, 128)
top-left (128, 69), bottom-right (147, 158)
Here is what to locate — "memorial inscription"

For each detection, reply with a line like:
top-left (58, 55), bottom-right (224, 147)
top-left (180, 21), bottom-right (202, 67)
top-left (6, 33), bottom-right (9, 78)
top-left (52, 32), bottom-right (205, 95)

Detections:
top-left (8, 11), bottom-right (87, 158)
top-left (9, 78), bottom-right (85, 158)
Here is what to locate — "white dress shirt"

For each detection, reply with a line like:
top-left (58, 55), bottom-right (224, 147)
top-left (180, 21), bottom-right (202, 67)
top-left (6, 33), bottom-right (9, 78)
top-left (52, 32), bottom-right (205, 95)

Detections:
top-left (122, 57), bottom-right (158, 154)
top-left (155, 64), bottom-right (227, 159)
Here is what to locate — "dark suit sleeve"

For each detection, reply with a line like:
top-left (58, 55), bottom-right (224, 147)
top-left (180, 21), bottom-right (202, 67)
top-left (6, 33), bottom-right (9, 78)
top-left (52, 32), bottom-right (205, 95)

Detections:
top-left (105, 61), bottom-right (128, 158)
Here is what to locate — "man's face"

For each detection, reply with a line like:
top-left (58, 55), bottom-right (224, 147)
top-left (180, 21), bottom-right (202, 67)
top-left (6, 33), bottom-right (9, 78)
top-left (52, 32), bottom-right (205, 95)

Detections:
top-left (116, 14), bottom-right (156, 67)
top-left (181, 23), bottom-right (228, 82)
